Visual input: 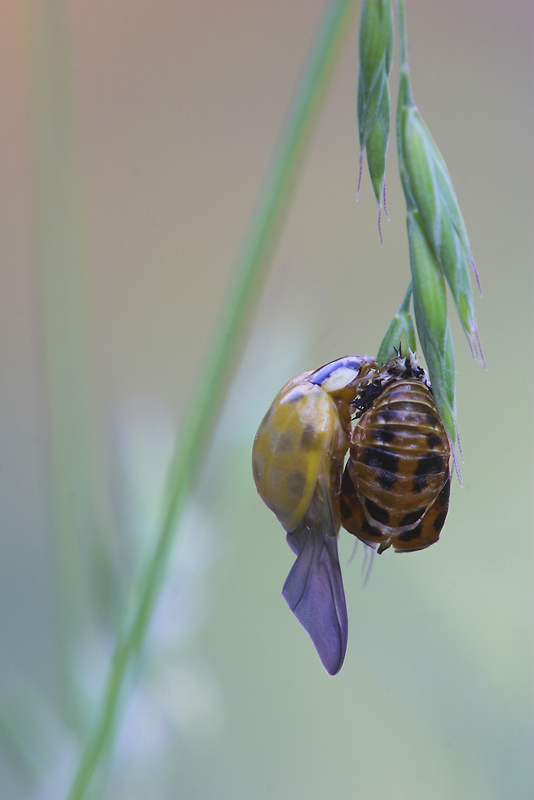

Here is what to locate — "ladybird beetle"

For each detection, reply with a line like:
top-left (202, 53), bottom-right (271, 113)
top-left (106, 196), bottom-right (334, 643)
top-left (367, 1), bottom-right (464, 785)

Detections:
top-left (340, 354), bottom-right (451, 553)
top-left (252, 355), bottom-right (376, 674)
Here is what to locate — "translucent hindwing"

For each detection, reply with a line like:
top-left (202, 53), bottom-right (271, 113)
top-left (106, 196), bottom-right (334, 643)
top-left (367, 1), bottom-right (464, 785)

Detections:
top-left (341, 356), bottom-right (451, 553)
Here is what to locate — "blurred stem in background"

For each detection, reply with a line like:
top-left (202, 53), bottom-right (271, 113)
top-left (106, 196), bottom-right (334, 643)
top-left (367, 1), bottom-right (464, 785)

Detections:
top-left (24, 3), bottom-right (104, 734)
top-left (64, 3), bottom-right (357, 798)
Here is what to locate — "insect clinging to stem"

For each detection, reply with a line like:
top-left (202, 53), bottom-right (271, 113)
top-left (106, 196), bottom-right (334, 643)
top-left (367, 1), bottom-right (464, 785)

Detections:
top-left (252, 352), bottom-right (452, 674)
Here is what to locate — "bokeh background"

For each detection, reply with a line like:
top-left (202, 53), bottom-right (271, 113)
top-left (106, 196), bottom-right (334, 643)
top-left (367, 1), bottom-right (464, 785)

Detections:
top-left (1, 2), bottom-right (532, 799)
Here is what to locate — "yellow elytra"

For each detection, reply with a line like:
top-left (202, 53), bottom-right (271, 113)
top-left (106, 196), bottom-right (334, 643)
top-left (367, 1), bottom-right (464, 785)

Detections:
top-left (252, 355), bottom-right (375, 674)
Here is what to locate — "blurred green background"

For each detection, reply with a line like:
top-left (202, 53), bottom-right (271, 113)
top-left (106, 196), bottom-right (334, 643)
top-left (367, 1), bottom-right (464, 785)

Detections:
top-left (1, 2), bottom-right (532, 799)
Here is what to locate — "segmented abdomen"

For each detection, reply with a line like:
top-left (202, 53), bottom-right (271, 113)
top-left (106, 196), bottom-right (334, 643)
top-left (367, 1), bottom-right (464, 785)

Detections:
top-left (348, 379), bottom-right (450, 534)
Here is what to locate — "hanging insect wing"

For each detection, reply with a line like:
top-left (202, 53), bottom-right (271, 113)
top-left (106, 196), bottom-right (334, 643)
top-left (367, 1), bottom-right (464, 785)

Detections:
top-left (252, 357), bottom-right (376, 673)
top-left (283, 479), bottom-right (348, 675)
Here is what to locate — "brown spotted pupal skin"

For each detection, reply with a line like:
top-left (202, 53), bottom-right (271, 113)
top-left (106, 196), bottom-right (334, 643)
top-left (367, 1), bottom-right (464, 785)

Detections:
top-left (252, 356), bottom-right (375, 674)
top-left (341, 464), bottom-right (451, 553)
top-left (341, 368), bottom-right (451, 553)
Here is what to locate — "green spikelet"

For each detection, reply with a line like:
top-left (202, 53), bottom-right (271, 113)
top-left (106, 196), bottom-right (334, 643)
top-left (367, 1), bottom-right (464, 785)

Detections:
top-left (357, 0), bottom-right (394, 232)
top-left (376, 282), bottom-right (416, 365)
top-left (397, 71), bottom-right (484, 368)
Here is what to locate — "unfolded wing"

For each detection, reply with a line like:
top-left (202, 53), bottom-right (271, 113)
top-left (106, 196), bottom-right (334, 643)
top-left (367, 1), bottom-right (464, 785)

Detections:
top-left (283, 515), bottom-right (348, 676)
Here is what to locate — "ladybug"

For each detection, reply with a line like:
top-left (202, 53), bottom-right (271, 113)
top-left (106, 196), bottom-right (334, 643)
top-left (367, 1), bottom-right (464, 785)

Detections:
top-left (340, 354), bottom-right (451, 554)
top-left (252, 355), bottom-right (376, 674)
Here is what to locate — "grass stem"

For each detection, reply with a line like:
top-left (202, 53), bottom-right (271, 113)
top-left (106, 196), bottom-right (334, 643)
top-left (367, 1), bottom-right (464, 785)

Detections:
top-left (68, 4), bottom-right (356, 797)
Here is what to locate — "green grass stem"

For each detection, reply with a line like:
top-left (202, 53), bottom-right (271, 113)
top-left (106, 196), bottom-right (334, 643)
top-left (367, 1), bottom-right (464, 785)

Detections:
top-left (25, 4), bottom-right (99, 735)
top-left (68, 3), bottom-right (356, 798)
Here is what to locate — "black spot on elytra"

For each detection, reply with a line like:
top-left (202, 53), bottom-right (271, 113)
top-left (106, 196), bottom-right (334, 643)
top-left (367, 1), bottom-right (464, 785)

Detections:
top-left (427, 434), bottom-right (442, 449)
top-left (372, 428), bottom-right (395, 444)
top-left (286, 471), bottom-right (306, 498)
top-left (365, 499), bottom-right (390, 525)
top-left (425, 413), bottom-right (439, 428)
top-left (414, 454), bottom-right (443, 476)
top-left (299, 424), bottom-right (316, 451)
top-left (377, 470), bottom-right (396, 490)
top-left (275, 431), bottom-right (295, 452)
top-left (399, 508), bottom-right (426, 527)
top-left (364, 447), bottom-right (399, 474)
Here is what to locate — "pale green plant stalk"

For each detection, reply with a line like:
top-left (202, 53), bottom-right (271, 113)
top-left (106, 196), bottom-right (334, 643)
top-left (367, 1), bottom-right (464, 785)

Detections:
top-left (25, 4), bottom-right (102, 734)
top-left (396, 0), bottom-right (484, 445)
top-left (376, 281), bottom-right (416, 364)
top-left (68, 4), bottom-right (356, 798)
